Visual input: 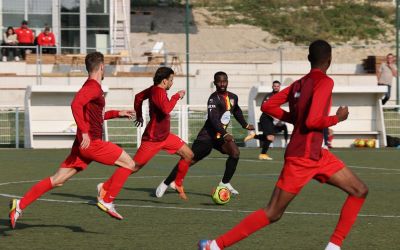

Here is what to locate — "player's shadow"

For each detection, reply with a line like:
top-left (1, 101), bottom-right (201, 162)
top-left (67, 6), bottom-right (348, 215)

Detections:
top-left (50, 192), bottom-right (133, 202)
top-left (123, 186), bottom-right (211, 199)
top-left (0, 219), bottom-right (99, 236)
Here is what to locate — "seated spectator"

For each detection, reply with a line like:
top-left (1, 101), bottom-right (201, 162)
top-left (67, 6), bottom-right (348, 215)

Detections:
top-left (15, 20), bottom-right (35, 59)
top-left (1, 26), bottom-right (20, 62)
top-left (37, 26), bottom-right (56, 54)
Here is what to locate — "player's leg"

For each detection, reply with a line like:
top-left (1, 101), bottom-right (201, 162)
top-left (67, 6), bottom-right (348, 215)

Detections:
top-left (156, 140), bottom-right (212, 198)
top-left (199, 186), bottom-right (297, 250)
top-left (218, 140), bottom-right (241, 195)
top-left (324, 166), bottom-right (368, 250)
top-left (79, 140), bottom-right (134, 220)
top-left (9, 167), bottom-right (79, 229)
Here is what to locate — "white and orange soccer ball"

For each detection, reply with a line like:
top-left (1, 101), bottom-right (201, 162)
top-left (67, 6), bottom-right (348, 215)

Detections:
top-left (212, 186), bottom-right (231, 205)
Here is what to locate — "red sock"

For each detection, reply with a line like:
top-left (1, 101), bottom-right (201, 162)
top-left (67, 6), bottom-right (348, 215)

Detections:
top-left (102, 176), bottom-right (113, 191)
top-left (174, 159), bottom-right (191, 187)
top-left (103, 167), bottom-right (133, 203)
top-left (19, 177), bottom-right (53, 210)
top-left (330, 196), bottom-right (366, 246)
top-left (216, 209), bottom-right (270, 249)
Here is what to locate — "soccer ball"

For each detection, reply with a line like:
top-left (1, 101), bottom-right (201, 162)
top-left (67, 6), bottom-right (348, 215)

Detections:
top-left (212, 186), bottom-right (231, 205)
top-left (366, 139), bottom-right (376, 148)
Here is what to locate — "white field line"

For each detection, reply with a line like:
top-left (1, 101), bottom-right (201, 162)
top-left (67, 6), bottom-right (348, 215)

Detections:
top-left (0, 192), bottom-right (399, 219)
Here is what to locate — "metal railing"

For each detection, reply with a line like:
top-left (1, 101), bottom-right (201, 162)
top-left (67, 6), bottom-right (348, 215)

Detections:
top-left (0, 105), bottom-right (24, 148)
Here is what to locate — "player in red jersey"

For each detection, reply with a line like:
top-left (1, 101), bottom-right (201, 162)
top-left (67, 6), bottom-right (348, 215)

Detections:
top-left (97, 67), bottom-right (193, 200)
top-left (198, 40), bottom-right (368, 250)
top-left (9, 52), bottom-right (136, 229)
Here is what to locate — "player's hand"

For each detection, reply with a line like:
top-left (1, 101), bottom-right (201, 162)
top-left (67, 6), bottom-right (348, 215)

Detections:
top-left (119, 110), bottom-right (135, 120)
top-left (246, 124), bottom-right (255, 130)
top-left (80, 133), bottom-right (91, 149)
top-left (223, 133), bottom-right (234, 142)
top-left (134, 117), bottom-right (144, 127)
top-left (336, 106), bottom-right (349, 122)
top-left (177, 90), bottom-right (186, 99)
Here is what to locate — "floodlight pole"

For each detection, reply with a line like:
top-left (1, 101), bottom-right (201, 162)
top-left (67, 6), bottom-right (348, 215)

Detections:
top-left (185, 0), bottom-right (190, 104)
top-left (397, 0), bottom-right (400, 105)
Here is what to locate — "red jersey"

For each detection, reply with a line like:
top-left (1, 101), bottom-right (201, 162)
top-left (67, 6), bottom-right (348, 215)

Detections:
top-left (15, 27), bottom-right (34, 43)
top-left (37, 32), bottom-right (55, 46)
top-left (134, 86), bottom-right (180, 142)
top-left (71, 79), bottom-right (119, 142)
top-left (262, 68), bottom-right (339, 160)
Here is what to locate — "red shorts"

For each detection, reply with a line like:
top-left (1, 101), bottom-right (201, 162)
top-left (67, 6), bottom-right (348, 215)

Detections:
top-left (60, 139), bottom-right (123, 170)
top-left (276, 149), bottom-right (345, 194)
top-left (133, 133), bottom-right (185, 166)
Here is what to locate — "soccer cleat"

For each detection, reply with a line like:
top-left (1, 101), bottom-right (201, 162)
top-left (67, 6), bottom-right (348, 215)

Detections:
top-left (243, 132), bottom-right (256, 142)
top-left (175, 185), bottom-right (188, 200)
top-left (97, 182), bottom-right (106, 201)
top-left (198, 240), bottom-right (220, 250)
top-left (325, 242), bottom-right (341, 250)
top-left (259, 154), bottom-right (273, 160)
top-left (155, 181), bottom-right (169, 198)
top-left (219, 181), bottom-right (239, 195)
top-left (9, 199), bottom-right (22, 229)
top-left (96, 199), bottom-right (123, 220)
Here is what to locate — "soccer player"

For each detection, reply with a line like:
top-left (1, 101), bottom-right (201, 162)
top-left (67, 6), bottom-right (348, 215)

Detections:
top-left (155, 71), bottom-right (255, 197)
top-left (198, 40), bottom-right (368, 250)
top-left (244, 80), bottom-right (288, 160)
top-left (9, 52), bottom-right (136, 228)
top-left (98, 67), bottom-right (193, 200)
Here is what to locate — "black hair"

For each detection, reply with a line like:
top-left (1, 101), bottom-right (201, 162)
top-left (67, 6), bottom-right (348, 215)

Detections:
top-left (153, 67), bottom-right (174, 85)
top-left (214, 71), bottom-right (228, 82)
top-left (22, 20), bottom-right (28, 25)
top-left (5, 26), bottom-right (15, 37)
top-left (272, 80), bottom-right (281, 85)
top-left (85, 52), bottom-right (104, 73)
top-left (308, 40), bottom-right (332, 66)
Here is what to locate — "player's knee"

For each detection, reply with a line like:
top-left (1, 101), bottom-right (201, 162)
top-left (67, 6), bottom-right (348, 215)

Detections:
top-left (125, 159), bottom-right (135, 171)
top-left (50, 176), bottom-right (66, 187)
top-left (265, 209), bottom-right (283, 223)
top-left (186, 150), bottom-right (194, 161)
top-left (230, 150), bottom-right (240, 159)
top-left (353, 183), bottom-right (369, 198)
top-left (267, 135), bottom-right (274, 141)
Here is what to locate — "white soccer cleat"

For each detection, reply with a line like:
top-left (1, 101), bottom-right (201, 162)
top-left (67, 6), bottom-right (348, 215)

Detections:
top-left (219, 181), bottom-right (239, 195)
top-left (325, 242), bottom-right (341, 250)
top-left (9, 199), bottom-right (22, 229)
top-left (198, 240), bottom-right (221, 250)
top-left (155, 181), bottom-right (169, 198)
top-left (97, 182), bottom-right (106, 201)
top-left (96, 199), bottom-right (123, 220)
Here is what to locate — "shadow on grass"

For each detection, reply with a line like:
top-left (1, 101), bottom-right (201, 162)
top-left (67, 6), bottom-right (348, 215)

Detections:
top-left (123, 186), bottom-right (211, 199)
top-left (0, 219), bottom-right (100, 236)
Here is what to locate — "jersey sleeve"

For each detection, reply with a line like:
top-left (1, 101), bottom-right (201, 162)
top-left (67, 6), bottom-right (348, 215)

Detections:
top-left (104, 110), bottom-right (120, 120)
top-left (71, 83), bottom-right (101, 133)
top-left (134, 86), bottom-right (152, 119)
top-left (207, 96), bottom-right (228, 136)
top-left (232, 95), bottom-right (248, 128)
top-left (261, 85), bottom-right (293, 124)
top-left (152, 88), bottom-right (180, 114)
top-left (305, 78), bottom-right (339, 130)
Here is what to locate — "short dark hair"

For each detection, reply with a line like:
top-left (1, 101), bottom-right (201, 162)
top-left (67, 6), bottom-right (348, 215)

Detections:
top-left (272, 80), bottom-right (281, 85)
top-left (153, 67), bottom-right (174, 85)
top-left (85, 52), bottom-right (104, 73)
top-left (308, 40), bottom-right (332, 66)
top-left (387, 53), bottom-right (394, 57)
top-left (214, 71), bottom-right (228, 82)
top-left (22, 20), bottom-right (28, 25)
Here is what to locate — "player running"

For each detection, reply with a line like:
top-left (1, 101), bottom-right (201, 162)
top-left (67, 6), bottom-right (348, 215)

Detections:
top-left (9, 52), bottom-right (136, 228)
top-left (198, 40), bottom-right (368, 250)
top-left (97, 67), bottom-right (193, 200)
top-left (244, 80), bottom-right (288, 160)
top-left (155, 71), bottom-right (255, 197)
